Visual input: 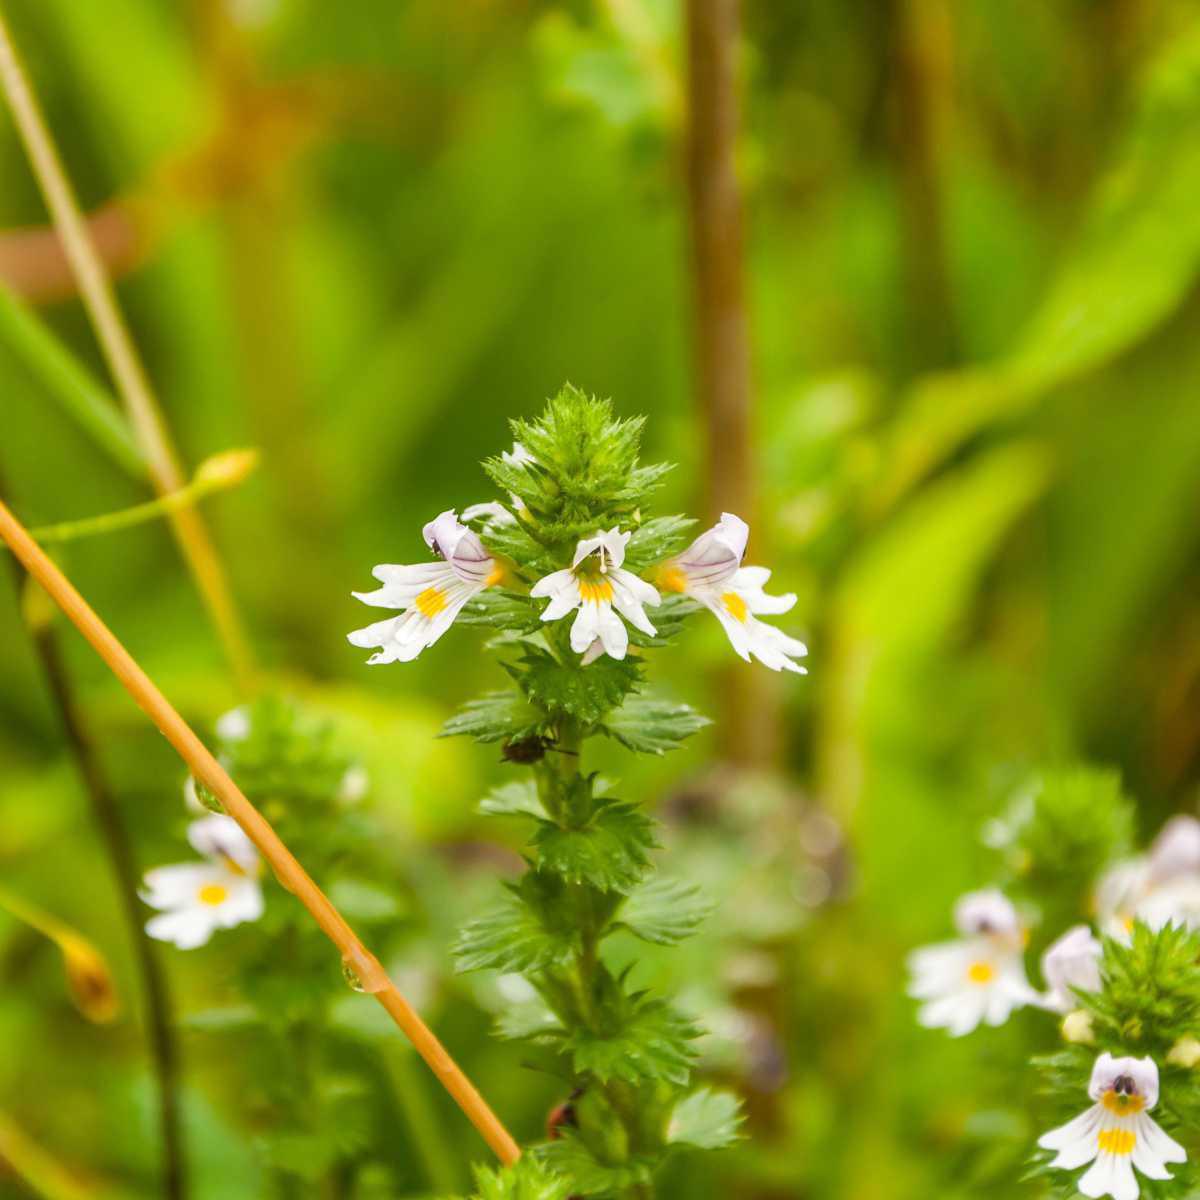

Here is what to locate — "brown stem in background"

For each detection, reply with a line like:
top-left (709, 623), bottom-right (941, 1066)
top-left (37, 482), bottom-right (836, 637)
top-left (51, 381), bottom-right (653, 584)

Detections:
top-left (684, 0), bottom-right (777, 764)
top-left (886, 0), bottom-right (957, 372)
top-left (1, 483), bottom-right (186, 1200)
top-left (0, 7), bottom-right (256, 691)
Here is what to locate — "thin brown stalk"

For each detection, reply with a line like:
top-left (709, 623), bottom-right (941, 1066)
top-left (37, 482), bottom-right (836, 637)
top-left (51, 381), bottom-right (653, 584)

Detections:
top-left (684, 0), bottom-right (776, 763)
top-left (0, 6), bottom-right (255, 690)
top-left (0, 496), bottom-right (522, 1169)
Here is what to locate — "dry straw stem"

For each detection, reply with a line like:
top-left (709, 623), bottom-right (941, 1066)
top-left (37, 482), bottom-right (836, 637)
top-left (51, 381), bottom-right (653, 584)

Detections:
top-left (0, 497), bottom-right (522, 1169)
top-left (0, 7), bottom-right (254, 689)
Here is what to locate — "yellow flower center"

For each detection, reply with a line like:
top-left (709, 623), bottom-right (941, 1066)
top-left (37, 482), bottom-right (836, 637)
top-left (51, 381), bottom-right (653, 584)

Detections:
top-left (722, 592), bottom-right (748, 622)
top-left (656, 565), bottom-right (688, 594)
top-left (578, 578), bottom-right (614, 605)
top-left (485, 564), bottom-right (505, 587)
top-left (415, 586), bottom-right (448, 618)
top-left (1097, 1128), bottom-right (1136, 1155)
top-left (966, 961), bottom-right (995, 985)
top-left (1101, 1092), bottom-right (1145, 1116)
top-left (197, 883), bottom-right (229, 907)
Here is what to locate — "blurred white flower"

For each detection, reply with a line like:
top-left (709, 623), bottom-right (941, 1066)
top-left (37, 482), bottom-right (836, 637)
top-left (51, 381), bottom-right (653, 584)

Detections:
top-left (1039, 1053), bottom-right (1184, 1200)
top-left (531, 527), bottom-right (659, 661)
top-left (1096, 816), bottom-right (1200, 942)
top-left (142, 816), bottom-right (263, 950)
top-left (908, 890), bottom-right (1035, 1036)
top-left (348, 510), bottom-right (502, 664)
top-left (215, 706), bottom-right (251, 742)
top-left (658, 512), bottom-right (808, 674)
top-left (1041, 925), bottom-right (1103, 1013)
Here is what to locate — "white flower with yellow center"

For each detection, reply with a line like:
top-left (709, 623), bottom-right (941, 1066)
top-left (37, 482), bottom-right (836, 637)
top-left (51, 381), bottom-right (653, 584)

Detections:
top-left (907, 889), bottom-right (1036, 1036)
top-left (348, 510), bottom-right (502, 664)
top-left (530, 528), bottom-right (660, 662)
top-left (657, 512), bottom-right (807, 674)
top-left (1041, 925), bottom-right (1103, 1013)
top-left (1040, 1053), bottom-right (1185, 1200)
top-left (141, 815), bottom-right (263, 950)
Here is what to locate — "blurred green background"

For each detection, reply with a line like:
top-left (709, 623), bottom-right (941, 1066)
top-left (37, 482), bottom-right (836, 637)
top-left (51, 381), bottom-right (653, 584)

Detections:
top-left (2, 0), bottom-right (1200, 1197)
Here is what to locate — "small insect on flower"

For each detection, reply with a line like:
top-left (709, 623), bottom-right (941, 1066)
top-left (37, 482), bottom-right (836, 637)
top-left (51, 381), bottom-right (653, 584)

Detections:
top-left (531, 527), bottom-right (660, 661)
top-left (348, 509), bottom-right (503, 664)
top-left (907, 889), bottom-right (1037, 1036)
top-left (141, 815), bottom-right (264, 950)
top-left (1041, 925), bottom-right (1103, 1013)
top-left (1039, 1053), bottom-right (1185, 1200)
top-left (656, 512), bottom-right (808, 674)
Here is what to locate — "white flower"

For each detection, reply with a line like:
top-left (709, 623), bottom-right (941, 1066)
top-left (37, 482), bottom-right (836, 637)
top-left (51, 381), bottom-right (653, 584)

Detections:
top-left (1039, 1053), bottom-right (1185, 1200)
top-left (658, 512), bottom-right (807, 674)
top-left (908, 889), bottom-right (1035, 1036)
top-left (1041, 925), bottom-right (1103, 1013)
top-left (141, 816), bottom-right (263, 950)
top-left (348, 510), bottom-right (502, 664)
top-left (954, 888), bottom-right (1023, 940)
top-left (1148, 816), bottom-right (1200, 883)
top-left (530, 528), bottom-right (659, 662)
top-left (462, 444), bottom-right (536, 528)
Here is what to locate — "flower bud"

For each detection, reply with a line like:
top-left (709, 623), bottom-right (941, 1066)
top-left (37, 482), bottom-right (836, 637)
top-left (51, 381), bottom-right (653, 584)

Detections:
top-left (1167, 1035), bottom-right (1200, 1068)
top-left (1062, 1010), bottom-right (1095, 1044)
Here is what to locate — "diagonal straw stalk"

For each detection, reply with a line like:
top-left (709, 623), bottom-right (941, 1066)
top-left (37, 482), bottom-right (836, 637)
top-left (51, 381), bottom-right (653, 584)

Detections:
top-left (0, 497), bottom-right (522, 1169)
top-left (0, 7), bottom-right (255, 689)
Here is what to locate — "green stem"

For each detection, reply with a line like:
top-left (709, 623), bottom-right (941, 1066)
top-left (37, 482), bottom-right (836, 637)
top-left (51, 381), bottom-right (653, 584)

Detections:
top-left (0, 283), bottom-right (145, 478)
top-left (384, 1046), bottom-right (462, 1196)
top-left (13, 449), bottom-right (258, 546)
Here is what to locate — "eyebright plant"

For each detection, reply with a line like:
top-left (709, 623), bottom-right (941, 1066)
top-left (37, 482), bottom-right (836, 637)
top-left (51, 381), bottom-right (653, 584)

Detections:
top-left (348, 386), bottom-right (807, 1197)
top-left (141, 695), bottom-right (404, 1195)
top-left (909, 766), bottom-right (1200, 1200)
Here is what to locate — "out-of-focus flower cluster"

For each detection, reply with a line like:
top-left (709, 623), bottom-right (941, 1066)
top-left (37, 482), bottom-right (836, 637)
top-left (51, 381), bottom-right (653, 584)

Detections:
top-left (909, 769), bottom-right (1200, 1200)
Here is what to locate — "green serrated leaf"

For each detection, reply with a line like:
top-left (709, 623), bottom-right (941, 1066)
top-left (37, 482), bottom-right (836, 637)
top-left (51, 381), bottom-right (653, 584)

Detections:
top-left (517, 647), bottom-right (643, 723)
top-left (618, 877), bottom-right (713, 945)
top-left (495, 998), bottom-right (564, 1042)
top-left (453, 892), bottom-right (577, 974)
top-left (532, 798), bottom-right (657, 892)
top-left (536, 1136), bottom-right (655, 1197)
top-left (623, 514), bottom-right (696, 571)
top-left (563, 993), bottom-right (698, 1085)
top-left (479, 780), bottom-right (549, 820)
top-left (459, 590), bottom-right (545, 633)
top-left (628, 593), bottom-right (700, 648)
top-left (598, 693), bottom-right (711, 755)
top-left (667, 1088), bottom-right (745, 1150)
top-left (440, 691), bottom-right (547, 744)
top-left (467, 1156), bottom-right (573, 1200)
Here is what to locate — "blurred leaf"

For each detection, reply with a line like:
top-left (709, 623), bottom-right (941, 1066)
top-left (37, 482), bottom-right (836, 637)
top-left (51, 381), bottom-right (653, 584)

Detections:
top-left (618, 877), bottom-right (713, 945)
top-left (878, 21), bottom-right (1200, 507)
top-left (667, 1088), bottom-right (745, 1150)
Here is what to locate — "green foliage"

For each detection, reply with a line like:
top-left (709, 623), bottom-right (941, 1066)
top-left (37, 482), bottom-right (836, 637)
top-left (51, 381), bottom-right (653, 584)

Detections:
top-left (598, 694), bottom-right (710, 756)
top-left (513, 647), bottom-right (643, 725)
top-left (618, 878), bottom-right (714, 946)
top-left (458, 1157), bottom-right (574, 1200)
top-left (441, 691), bottom-right (548, 744)
top-left (531, 797), bottom-right (657, 892)
top-left (666, 1089), bottom-right (745, 1150)
top-left (486, 385), bottom-right (673, 552)
top-left (997, 767), bottom-right (1135, 933)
